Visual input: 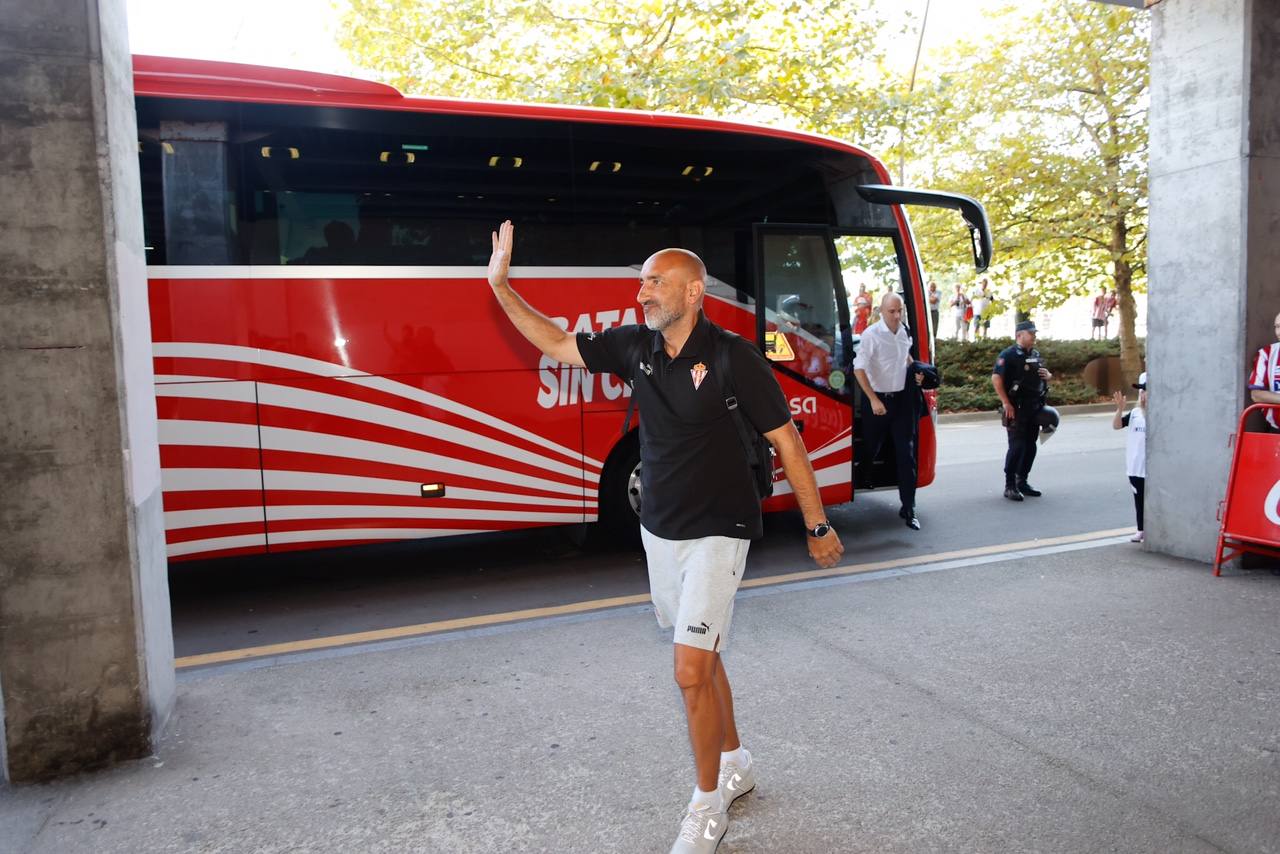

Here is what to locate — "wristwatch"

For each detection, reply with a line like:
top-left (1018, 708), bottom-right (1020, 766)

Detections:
top-left (806, 521), bottom-right (831, 538)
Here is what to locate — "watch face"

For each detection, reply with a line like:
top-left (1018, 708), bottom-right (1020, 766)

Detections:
top-left (812, 523), bottom-right (830, 537)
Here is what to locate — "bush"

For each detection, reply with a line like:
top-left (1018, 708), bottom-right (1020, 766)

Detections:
top-left (931, 337), bottom-right (1144, 413)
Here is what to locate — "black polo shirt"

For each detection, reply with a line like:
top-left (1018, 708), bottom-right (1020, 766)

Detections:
top-left (993, 344), bottom-right (1047, 406)
top-left (577, 313), bottom-right (790, 540)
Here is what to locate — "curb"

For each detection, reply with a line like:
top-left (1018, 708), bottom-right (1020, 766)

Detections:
top-left (938, 402), bottom-right (1116, 424)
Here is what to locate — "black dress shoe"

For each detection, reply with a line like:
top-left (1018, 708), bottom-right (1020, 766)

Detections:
top-left (1017, 481), bottom-right (1042, 497)
top-left (904, 511), bottom-right (920, 530)
top-left (1004, 487), bottom-right (1024, 502)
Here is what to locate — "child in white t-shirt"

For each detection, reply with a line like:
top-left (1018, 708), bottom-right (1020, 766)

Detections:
top-left (1112, 372), bottom-right (1148, 542)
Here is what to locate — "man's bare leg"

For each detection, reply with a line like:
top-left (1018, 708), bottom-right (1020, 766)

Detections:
top-left (674, 643), bottom-right (723, 794)
top-left (711, 654), bottom-right (740, 753)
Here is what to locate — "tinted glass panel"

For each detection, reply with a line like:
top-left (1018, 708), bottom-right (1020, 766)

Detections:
top-left (760, 231), bottom-right (849, 395)
top-left (136, 96), bottom-right (892, 281)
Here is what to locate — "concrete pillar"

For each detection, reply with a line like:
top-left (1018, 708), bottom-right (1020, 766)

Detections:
top-left (1147, 0), bottom-right (1280, 561)
top-left (0, 0), bottom-right (174, 782)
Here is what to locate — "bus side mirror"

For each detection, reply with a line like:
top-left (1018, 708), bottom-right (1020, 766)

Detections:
top-left (855, 184), bottom-right (994, 272)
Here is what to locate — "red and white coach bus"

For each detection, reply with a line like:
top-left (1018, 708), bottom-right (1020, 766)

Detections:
top-left (133, 56), bottom-right (992, 562)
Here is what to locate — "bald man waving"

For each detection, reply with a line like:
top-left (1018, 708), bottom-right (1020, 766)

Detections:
top-left (486, 221), bottom-right (842, 854)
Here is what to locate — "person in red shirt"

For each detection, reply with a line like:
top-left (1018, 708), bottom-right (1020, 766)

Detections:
top-left (1248, 310), bottom-right (1280, 429)
top-left (852, 284), bottom-right (872, 334)
top-left (1103, 289), bottom-right (1118, 338)
top-left (1090, 288), bottom-right (1108, 340)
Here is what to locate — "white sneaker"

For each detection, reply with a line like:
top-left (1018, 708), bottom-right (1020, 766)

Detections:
top-left (1130, 531), bottom-right (1145, 543)
top-left (668, 801), bottom-right (728, 854)
top-left (718, 750), bottom-right (756, 807)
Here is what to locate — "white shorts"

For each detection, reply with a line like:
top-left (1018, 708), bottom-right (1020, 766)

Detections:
top-left (640, 526), bottom-right (750, 652)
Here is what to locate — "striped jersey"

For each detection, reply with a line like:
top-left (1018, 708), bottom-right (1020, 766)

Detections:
top-left (1249, 342), bottom-right (1280, 427)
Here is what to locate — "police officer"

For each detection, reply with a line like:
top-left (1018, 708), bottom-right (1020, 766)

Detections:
top-left (992, 320), bottom-right (1053, 501)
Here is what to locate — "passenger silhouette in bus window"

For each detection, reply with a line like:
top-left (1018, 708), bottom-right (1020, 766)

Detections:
top-left (295, 220), bottom-right (356, 264)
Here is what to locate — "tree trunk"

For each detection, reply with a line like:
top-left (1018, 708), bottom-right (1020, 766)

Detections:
top-left (1111, 213), bottom-right (1142, 384)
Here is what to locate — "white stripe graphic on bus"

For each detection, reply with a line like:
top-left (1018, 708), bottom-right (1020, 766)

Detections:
top-left (768, 460), bottom-right (850, 497)
top-left (255, 382), bottom-right (599, 485)
top-left (261, 471), bottom-right (591, 508)
top-left (259, 426), bottom-right (584, 498)
top-left (165, 505), bottom-right (585, 531)
top-left (154, 374), bottom-right (228, 384)
top-left (807, 428), bottom-right (854, 463)
top-left (162, 468), bottom-right (263, 492)
top-left (156, 381), bottom-right (257, 403)
top-left (266, 527), bottom-right (499, 546)
top-left (153, 342), bottom-right (603, 468)
top-left (158, 420), bottom-right (585, 498)
top-left (166, 534), bottom-right (268, 558)
top-left (160, 467), bottom-right (593, 508)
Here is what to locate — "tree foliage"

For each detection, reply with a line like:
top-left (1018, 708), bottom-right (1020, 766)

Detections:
top-left (902, 2), bottom-right (1148, 375)
top-left (337, 0), bottom-right (1150, 368)
top-left (338, 0), bottom-right (894, 141)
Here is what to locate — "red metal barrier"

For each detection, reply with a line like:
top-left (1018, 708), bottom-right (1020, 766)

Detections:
top-left (1214, 404), bottom-right (1280, 575)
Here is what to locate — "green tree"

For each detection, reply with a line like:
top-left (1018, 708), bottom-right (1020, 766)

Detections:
top-left (903, 2), bottom-right (1148, 380)
top-left (337, 0), bottom-right (894, 142)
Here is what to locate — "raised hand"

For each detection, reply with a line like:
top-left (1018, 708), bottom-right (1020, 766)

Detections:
top-left (1112, 390), bottom-right (1126, 409)
top-left (487, 220), bottom-right (514, 288)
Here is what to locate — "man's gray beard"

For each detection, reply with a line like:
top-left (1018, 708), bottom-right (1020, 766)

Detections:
top-left (643, 305), bottom-right (683, 331)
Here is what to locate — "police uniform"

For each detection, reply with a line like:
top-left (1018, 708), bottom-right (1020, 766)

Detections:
top-left (993, 332), bottom-right (1048, 495)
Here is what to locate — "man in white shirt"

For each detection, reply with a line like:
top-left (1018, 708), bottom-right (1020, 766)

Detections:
top-left (971, 279), bottom-right (992, 339)
top-left (853, 293), bottom-right (925, 529)
top-left (949, 285), bottom-right (969, 341)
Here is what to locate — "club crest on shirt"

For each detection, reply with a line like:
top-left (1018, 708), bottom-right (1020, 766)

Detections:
top-left (691, 362), bottom-right (708, 390)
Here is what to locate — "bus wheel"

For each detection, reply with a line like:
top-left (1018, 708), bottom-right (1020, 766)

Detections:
top-left (598, 433), bottom-right (642, 546)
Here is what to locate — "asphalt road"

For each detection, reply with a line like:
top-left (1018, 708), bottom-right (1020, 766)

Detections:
top-left (169, 411), bottom-right (1134, 663)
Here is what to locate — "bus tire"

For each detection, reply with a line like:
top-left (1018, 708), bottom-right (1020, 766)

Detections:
top-left (597, 432), bottom-right (642, 547)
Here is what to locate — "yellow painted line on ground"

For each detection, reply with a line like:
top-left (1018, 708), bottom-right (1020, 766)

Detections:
top-left (175, 527), bottom-right (1131, 670)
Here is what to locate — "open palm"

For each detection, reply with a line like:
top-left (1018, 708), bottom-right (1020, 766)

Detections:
top-left (488, 220), bottom-right (514, 287)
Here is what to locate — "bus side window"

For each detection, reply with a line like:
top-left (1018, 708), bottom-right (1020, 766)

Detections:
top-left (233, 107), bottom-right (577, 267)
top-left (833, 234), bottom-right (907, 352)
top-left (759, 231), bottom-right (847, 394)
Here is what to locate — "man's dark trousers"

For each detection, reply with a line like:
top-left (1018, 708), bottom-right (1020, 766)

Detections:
top-left (1004, 405), bottom-right (1041, 486)
top-left (860, 391), bottom-right (918, 510)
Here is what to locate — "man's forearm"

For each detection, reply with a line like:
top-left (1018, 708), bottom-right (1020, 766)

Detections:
top-left (1251, 389), bottom-right (1280, 405)
top-left (772, 426), bottom-right (826, 527)
top-left (490, 281), bottom-right (583, 367)
top-left (853, 368), bottom-right (878, 404)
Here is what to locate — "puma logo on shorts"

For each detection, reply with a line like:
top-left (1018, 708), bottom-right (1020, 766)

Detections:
top-left (641, 526), bottom-right (750, 652)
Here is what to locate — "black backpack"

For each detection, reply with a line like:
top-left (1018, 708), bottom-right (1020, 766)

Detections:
top-left (621, 323), bottom-right (776, 499)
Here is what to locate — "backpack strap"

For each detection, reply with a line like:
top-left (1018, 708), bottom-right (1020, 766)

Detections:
top-left (707, 324), bottom-right (770, 488)
top-left (620, 333), bottom-right (649, 436)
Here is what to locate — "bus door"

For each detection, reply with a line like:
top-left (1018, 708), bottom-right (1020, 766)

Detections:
top-left (829, 230), bottom-right (916, 491)
top-left (753, 226), bottom-right (856, 505)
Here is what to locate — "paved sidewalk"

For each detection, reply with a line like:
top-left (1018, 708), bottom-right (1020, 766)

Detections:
top-left (3, 544), bottom-right (1279, 854)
